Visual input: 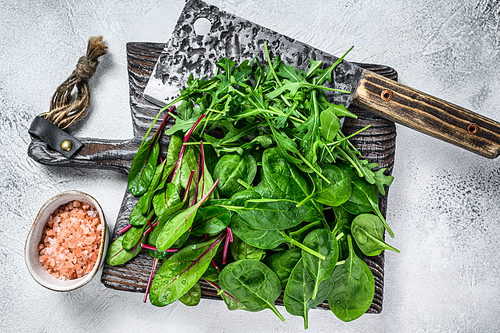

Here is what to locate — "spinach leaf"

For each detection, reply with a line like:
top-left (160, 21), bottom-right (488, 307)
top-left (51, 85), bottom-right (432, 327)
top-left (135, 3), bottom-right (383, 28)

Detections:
top-left (236, 199), bottom-right (307, 230)
top-left (301, 229), bottom-right (339, 300)
top-left (263, 248), bottom-right (301, 287)
top-left (230, 213), bottom-right (325, 259)
top-left (289, 221), bottom-right (322, 243)
top-left (230, 214), bottom-right (287, 249)
top-left (213, 153), bottom-right (257, 198)
top-left (262, 148), bottom-right (321, 221)
top-left (149, 235), bottom-right (224, 306)
top-left (351, 213), bottom-right (400, 256)
top-left (221, 292), bottom-right (249, 311)
top-left (341, 174), bottom-right (394, 238)
top-left (331, 206), bottom-right (355, 260)
top-left (284, 258), bottom-right (335, 329)
top-left (219, 259), bottom-right (285, 321)
top-left (254, 178), bottom-right (278, 199)
top-left (230, 235), bottom-right (265, 261)
top-left (179, 281), bottom-right (201, 306)
top-left (191, 205), bottom-right (231, 236)
top-left (328, 235), bottom-right (375, 322)
top-left (230, 188), bottom-right (262, 206)
top-left (262, 148), bottom-right (310, 202)
top-left (312, 164), bottom-right (351, 207)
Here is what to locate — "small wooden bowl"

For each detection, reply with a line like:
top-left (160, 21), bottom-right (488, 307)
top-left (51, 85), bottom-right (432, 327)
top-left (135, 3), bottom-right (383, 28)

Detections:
top-left (25, 190), bottom-right (109, 291)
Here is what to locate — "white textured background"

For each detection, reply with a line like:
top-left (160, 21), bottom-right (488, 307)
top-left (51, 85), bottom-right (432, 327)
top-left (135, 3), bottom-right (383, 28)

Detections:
top-left (2, 0), bottom-right (500, 332)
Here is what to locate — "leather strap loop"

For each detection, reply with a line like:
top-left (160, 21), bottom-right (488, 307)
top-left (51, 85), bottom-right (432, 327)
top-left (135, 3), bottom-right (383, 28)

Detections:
top-left (28, 116), bottom-right (83, 158)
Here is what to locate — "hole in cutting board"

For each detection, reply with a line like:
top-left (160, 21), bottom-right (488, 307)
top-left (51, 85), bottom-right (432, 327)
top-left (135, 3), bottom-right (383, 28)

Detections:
top-left (194, 17), bottom-right (212, 35)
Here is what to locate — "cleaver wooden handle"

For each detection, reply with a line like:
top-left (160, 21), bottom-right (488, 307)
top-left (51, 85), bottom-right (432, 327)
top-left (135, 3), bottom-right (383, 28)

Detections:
top-left (352, 70), bottom-right (500, 159)
top-left (27, 137), bottom-right (140, 174)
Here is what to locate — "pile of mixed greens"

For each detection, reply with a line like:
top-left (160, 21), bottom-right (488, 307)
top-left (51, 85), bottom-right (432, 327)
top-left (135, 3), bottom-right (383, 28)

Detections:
top-left (106, 44), bottom-right (399, 327)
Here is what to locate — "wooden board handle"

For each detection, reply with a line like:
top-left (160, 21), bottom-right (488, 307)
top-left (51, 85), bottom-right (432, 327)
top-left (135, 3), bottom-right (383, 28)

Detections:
top-left (27, 137), bottom-right (140, 174)
top-left (352, 70), bottom-right (500, 159)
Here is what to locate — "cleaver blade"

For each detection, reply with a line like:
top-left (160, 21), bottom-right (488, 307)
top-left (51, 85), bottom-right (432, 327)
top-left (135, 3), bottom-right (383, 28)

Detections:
top-left (145, 0), bottom-right (500, 159)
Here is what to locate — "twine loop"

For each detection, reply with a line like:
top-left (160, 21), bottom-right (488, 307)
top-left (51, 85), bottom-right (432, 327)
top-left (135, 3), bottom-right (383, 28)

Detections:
top-left (41, 36), bottom-right (108, 130)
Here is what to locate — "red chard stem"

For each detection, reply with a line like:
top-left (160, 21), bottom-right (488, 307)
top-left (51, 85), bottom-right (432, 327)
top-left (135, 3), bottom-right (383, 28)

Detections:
top-left (204, 279), bottom-right (240, 302)
top-left (211, 259), bottom-right (220, 271)
top-left (198, 179), bottom-right (219, 206)
top-left (171, 114), bottom-right (206, 181)
top-left (182, 170), bottom-right (196, 202)
top-left (152, 106), bottom-right (175, 142)
top-left (109, 248), bottom-right (124, 260)
top-left (222, 233), bottom-right (230, 265)
top-left (118, 224), bottom-right (132, 234)
top-left (200, 141), bottom-right (205, 199)
top-left (192, 153), bottom-right (201, 206)
top-left (144, 221), bottom-right (159, 236)
top-left (143, 257), bottom-right (158, 303)
top-left (141, 243), bottom-right (179, 252)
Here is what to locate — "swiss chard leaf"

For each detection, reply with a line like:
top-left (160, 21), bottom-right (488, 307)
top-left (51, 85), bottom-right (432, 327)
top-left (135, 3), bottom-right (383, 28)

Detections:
top-left (129, 195), bottom-right (149, 227)
top-left (122, 224), bottom-right (147, 251)
top-left (128, 139), bottom-right (160, 196)
top-left (156, 204), bottom-right (200, 251)
top-left (152, 183), bottom-right (182, 218)
top-left (149, 236), bottom-right (224, 306)
top-left (179, 281), bottom-right (201, 306)
top-left (148, 201), bottom-right (184, 247)
top-left (106, 234), bottom-right (145, 266)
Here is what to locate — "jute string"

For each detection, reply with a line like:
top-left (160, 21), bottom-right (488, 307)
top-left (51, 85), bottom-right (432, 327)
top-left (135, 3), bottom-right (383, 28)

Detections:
top-left (40, 36), bottom-right (108, 130)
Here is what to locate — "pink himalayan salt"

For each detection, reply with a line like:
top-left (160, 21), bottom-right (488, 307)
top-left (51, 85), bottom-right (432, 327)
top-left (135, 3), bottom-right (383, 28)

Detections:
top-left (38, 200), bottom-right (102, 280)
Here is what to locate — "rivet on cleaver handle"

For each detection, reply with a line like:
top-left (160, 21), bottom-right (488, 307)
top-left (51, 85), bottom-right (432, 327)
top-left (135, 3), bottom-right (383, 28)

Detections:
top-left (350, 69), bottom-right (500, 159)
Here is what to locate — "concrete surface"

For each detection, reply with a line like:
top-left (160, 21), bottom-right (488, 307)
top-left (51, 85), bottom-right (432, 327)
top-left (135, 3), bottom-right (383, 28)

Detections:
top-left (1, 0), bottom-right (500, 332)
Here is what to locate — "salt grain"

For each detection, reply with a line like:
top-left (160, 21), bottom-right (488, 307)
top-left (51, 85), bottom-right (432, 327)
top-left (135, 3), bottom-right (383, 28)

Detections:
top-left (38, 200), bottom-right (102, 280)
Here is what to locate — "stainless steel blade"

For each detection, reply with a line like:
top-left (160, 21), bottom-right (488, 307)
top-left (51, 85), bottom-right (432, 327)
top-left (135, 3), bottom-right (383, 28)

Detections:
top-left (144, 0), bottom-right (362, 108)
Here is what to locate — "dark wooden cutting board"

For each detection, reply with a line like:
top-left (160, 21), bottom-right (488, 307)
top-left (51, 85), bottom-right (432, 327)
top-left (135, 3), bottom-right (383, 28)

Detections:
top-left (30, 42), bottom-right (394, 313)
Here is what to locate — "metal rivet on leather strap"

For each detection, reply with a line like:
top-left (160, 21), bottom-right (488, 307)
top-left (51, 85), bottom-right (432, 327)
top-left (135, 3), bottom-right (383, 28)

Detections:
top-left (61, 140), bottom-right (73, 151)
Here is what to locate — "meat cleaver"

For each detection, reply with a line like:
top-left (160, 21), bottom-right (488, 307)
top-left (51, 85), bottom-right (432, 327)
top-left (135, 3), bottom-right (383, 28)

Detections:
top-left (145, 0), bottom-right (500, 159)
